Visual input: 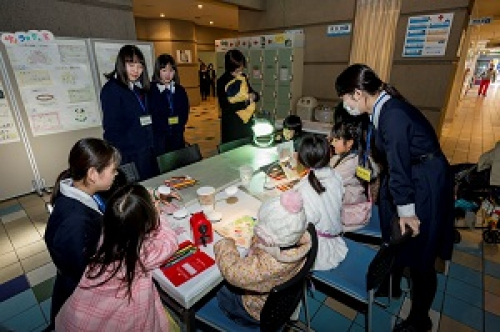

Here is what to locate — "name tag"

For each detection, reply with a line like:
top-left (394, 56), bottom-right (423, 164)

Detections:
top-left (356, 166), bottom-right (371, 182)
top-left (168, 116), bottom-right (179, 125)
top-left (140, 115), bottom-right (152, 126)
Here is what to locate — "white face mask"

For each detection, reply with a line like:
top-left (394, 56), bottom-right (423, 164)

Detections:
top-left (343, 101), bottom-right (362, 116)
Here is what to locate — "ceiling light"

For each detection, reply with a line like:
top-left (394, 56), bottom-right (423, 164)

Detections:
top-left (198, 4), bottom-right (203, 9)
top-left (210, 21), bottom-right (214, 25)
top-left (160, 13), bottom-right (165, 17)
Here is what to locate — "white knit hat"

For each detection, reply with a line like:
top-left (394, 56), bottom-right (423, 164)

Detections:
top-left (254, 190), bottom-right (307, 247)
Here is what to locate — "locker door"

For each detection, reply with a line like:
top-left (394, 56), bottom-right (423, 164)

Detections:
top-left (262, 85), bottom-right (276, 112)
top-left (276, 85), bottom-right (291, 119)
top-left (263, 49), bottom-right (277, 86)
top-left (248, 50), bottom-right (263, 87)
top-left (277, 48), bottom-right (293, 87)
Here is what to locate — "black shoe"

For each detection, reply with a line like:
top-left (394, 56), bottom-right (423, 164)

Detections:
top-left (375, 286), bottom-right (402, 299)
top-left (393, 318), bottom-right (432, 332)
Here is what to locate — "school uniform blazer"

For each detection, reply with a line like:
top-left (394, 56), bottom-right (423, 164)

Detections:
top-left (217, 72), bottom-right (260, 143)
top-left (44, 179), bottom-right (103, 318)
top-left (100, 78), bottom-right (154, 154)
top-left (374, 96), bottom-right (454, 269)
top-left (148, 82), bottom-right (190, 155)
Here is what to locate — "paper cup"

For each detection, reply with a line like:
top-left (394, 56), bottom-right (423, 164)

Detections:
top-left (239, 165), bottom-right (253, 186)
top-left (157, 185), bottom-right (171, 201)
top-left (197, 186), bottom-right (216, 212)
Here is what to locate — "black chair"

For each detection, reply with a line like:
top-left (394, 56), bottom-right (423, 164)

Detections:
top-left (311, 239), bottom-right (397, 332)
top-left (157, 144), bottom-right (202, 174)
top-left (217, 137), bottom-right (252, 154)
top-left (195, 223), bottom-right (319, 332)
top-left (119, 162), bottom-right (140, 183)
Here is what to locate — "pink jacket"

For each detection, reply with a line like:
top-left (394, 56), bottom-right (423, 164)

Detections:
top-left (55, 224), bottom-right (178, 332)
top-left (330, 153), bottom-right (368, 205)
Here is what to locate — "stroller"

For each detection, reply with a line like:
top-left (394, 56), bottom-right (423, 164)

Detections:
top-left (452, 162), bottom-right (500, 244)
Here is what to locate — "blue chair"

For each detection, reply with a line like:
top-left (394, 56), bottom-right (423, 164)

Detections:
top-left (195, 223), bottom-right (319, 332)
top-left (311, 238), bottom-right (396, 332)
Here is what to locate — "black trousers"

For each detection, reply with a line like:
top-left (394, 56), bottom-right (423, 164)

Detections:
top-left (393, 265), bottom-right (437, 326)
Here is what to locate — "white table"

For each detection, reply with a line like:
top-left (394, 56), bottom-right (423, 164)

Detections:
top-left (152, 188), bottom-right (262, 309)
top-left (143, 145), bottom-right (278, 331)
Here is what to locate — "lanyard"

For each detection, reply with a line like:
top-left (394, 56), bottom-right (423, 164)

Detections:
top-left (92, 194), bottom-right (106, 213)
top-left (165, 90), bottom-right (174, 115)
top-left (132, 89), bottom-right (147, 113)
top-left (364, 92), bottom-right (385, 166)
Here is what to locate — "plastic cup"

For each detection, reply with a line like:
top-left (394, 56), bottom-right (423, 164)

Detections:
top-left (197, 186), bottom-right (216, 212)
top-left (239, 165), bottom-right (254, 186)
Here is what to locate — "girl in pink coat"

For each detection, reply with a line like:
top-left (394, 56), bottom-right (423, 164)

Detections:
top-left (56, 184), bottom-right (178, 331)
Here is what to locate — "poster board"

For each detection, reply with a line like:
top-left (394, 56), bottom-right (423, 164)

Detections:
top-left (0, 32), bottom-right (104, 193)
top-left (89, 39), bottom-right (155, 89)
top-left (1, 35), bottom-right (101, 136)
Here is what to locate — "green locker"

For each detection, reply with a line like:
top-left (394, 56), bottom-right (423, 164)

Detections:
top-left (263, 50), bottom-right (277, 86)
top-left (277, 48), bottom-right (293, 87)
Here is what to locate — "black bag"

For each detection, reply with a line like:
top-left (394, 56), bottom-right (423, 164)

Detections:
top-left (366, 242), bottom-right (396, 291)
top-left (390, 216), bottom-right (413, 245)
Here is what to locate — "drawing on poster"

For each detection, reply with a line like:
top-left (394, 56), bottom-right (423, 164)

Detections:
top-left (403, 13), bottom-right (454, 57)
top-left (17, 70), bottom-right (52, 86)
top-left (0, 82), bottom-right (21, 144)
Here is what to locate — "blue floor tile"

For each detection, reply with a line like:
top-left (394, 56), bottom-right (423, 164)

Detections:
top-left (437, 273), bottom-right (447, 292)
top-left (1, 305), bottom-right (45, 332)
top-left (349, 322), bottom-right (365, 332)
top-left (485, 312), bottom-right (500, 332)
top-left (432, 291), bottom-right (444, 312)
top-left (354, 304), bottom-right (395, 332)
top-left (0, 275), bottom-right (30, 302)
top-left (448, 262), bottom-right (483, 288)
top-left (484, 260), bottom-right (500, 279)
top-left (0, 204), bottom-right (23, 217)
top-left (454, 243), bottom-right (482, 257)
top-left (442, 294), bottom-right (483, 331)
top-left (299, 297), bottom-right (322, 323)
top-left (40, 298), bottom-right (51, 322)
top-left (308, 287), bottom-right (327, 303)
top-left (0, 289), bottom-right (37, 323)
top-left (446, 278), bottom-right (482, 308)
top-left (312, 305), bottom-right (352, 332)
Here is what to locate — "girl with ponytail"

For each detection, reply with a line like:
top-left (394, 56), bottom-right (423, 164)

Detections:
top-left (295, 134), bottom-right (348, 270)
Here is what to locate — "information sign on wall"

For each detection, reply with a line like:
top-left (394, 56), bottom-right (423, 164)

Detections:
top-left (402, 13), bottom-right (454, 57)
top-left (327, 23), bottom-right (352, 37)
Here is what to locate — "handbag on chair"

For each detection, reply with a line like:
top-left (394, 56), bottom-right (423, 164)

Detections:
top-left (341, 187), bottom-right (372, 231)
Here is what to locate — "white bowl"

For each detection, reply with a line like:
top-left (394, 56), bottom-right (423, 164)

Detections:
top-left (224, 186), bottom-right (238, 197)
top-left (173, 208), bottom-right (188, 220)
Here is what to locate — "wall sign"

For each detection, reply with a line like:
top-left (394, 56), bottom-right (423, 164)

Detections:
top-left (327, 23), bottom-right (352, 37)
top-left (403, 13), bottom-right (454, 57)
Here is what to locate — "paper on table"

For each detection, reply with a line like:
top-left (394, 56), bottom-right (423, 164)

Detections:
top-left (212, 215), bottom-right (257, 249)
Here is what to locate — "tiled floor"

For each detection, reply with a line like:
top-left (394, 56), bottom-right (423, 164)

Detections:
top-left (1, 93), bottom-right (500, 331)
